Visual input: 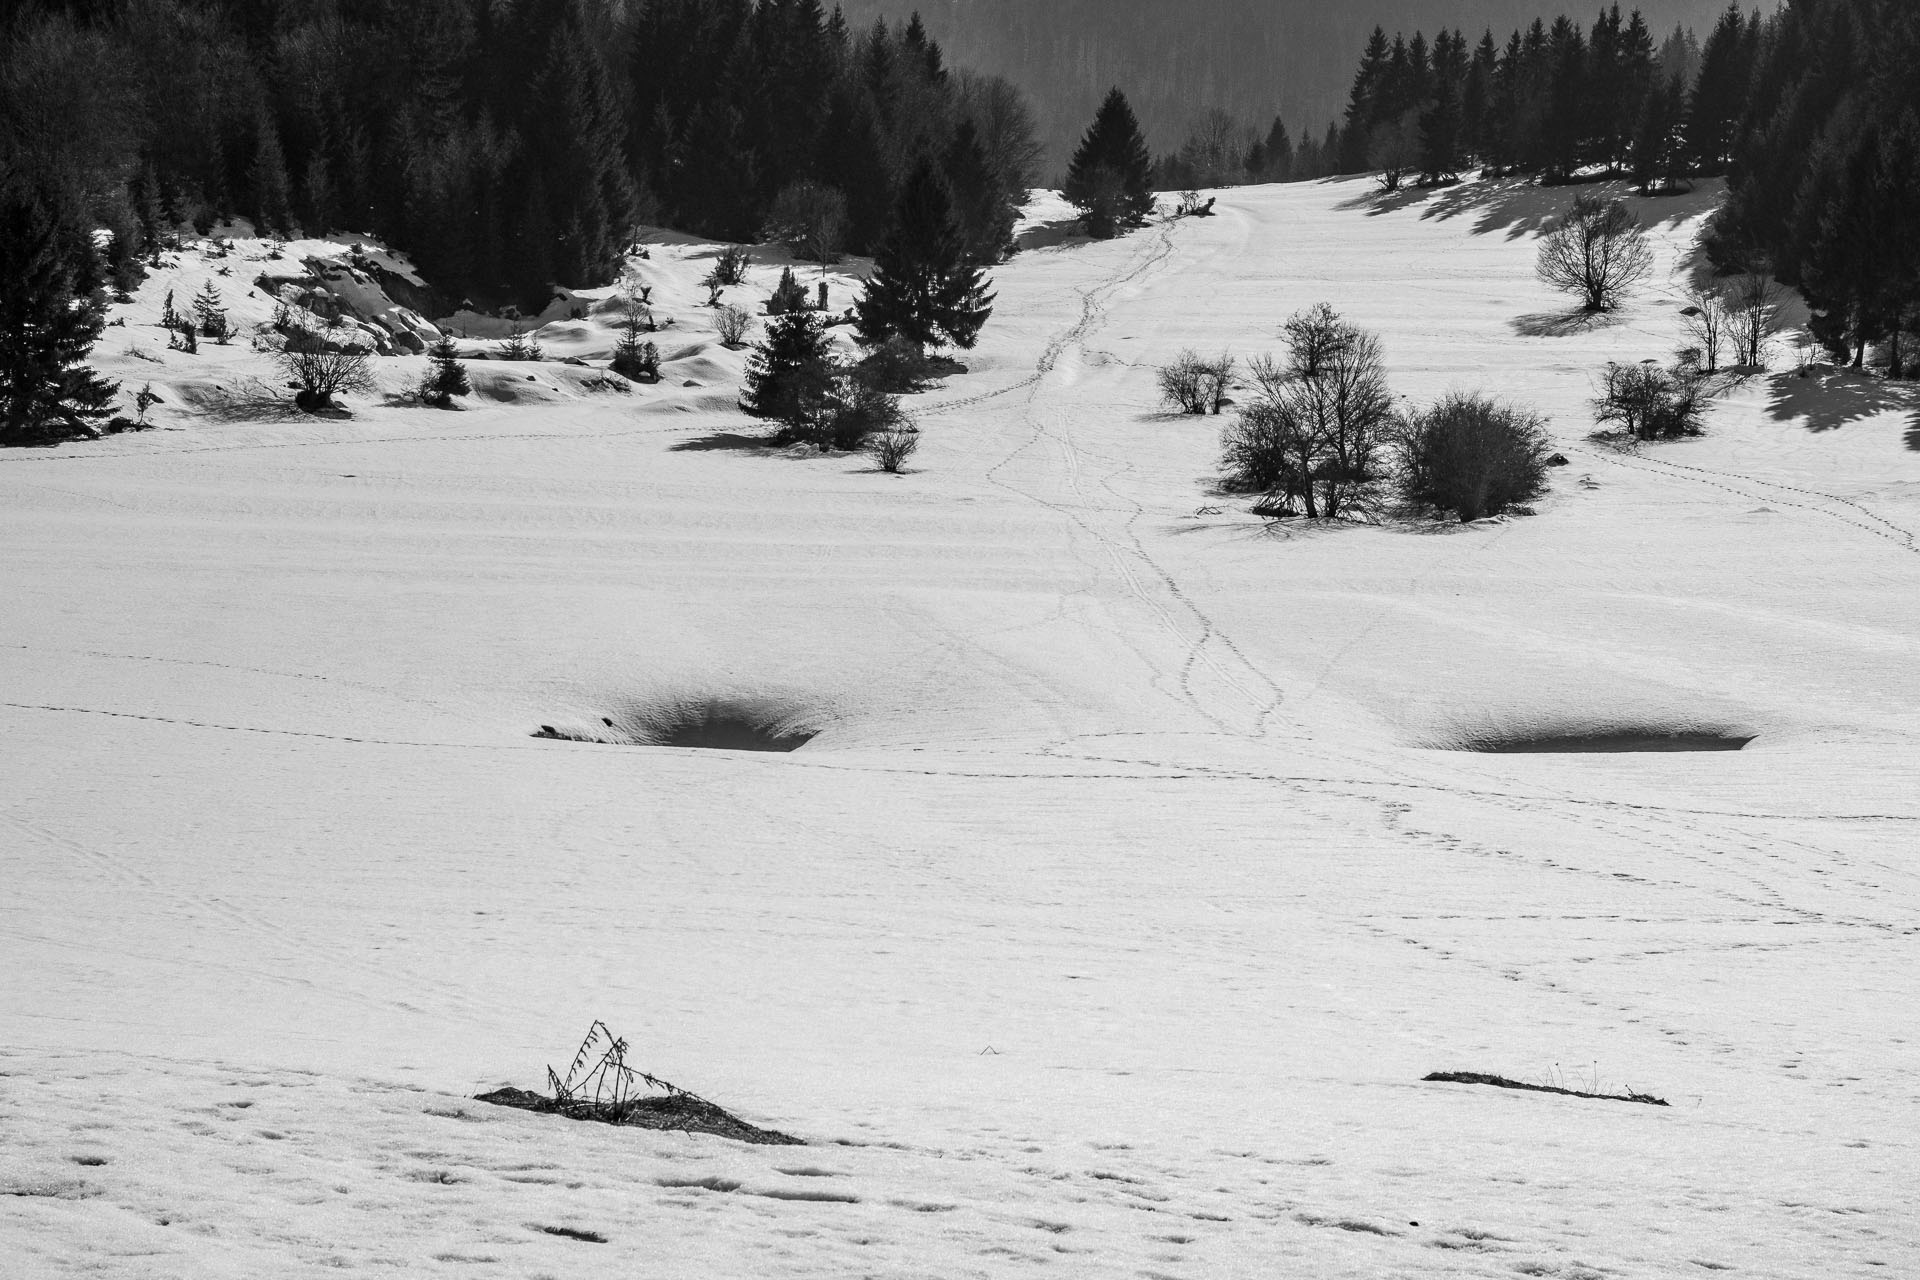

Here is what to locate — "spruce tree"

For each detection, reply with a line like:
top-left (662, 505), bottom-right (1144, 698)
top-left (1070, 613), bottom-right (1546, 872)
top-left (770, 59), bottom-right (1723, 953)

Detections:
top-left (192, 280), bottom-right (229, 342)
top-left (942, 119), bottom-right (1011, 264)
top-left (0, 177), bottom-right (118, 444)
top-left (1062, 88), bottom-right (1154, 239)
top-left (1686, 4), bottom-right (1751, 173)
top-left (1418, 74), bottom-right (1465, 184)
top-left (1801, 129), bottom-right (1886, 367)
top-left (855, 159), bottom-right (994, 352)
top-left (421, 337), bottom-right (471, 407)
top-left (741, 308), bottom-right (837, 426)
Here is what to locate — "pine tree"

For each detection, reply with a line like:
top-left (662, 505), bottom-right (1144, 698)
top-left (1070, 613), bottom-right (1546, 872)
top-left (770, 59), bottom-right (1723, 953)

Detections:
top-left (1418, 72), bottom-right (1465, 184)
top-left (1062, 88), bottom-right (1154, 239)
top-left (1801, 125), bottom-right (1889, 367)
top-left (0, 176), bottom-right (118, 444)
top-left (741, 307), bottom-right (837, 426)
top-left (192, 279), bottom-right (229, 342)
top-left (249, 108), bottom-right (294, 236)
top-left (1342, 26), bottom-right (1393, 171)
top-left (816, 87), bottom-right (892, 253)
top-left (1258, 116), bottom-right (1293, 181)
top-left (942, 119), bottom-right (1010, 264)
top-left (855, 159), bottom-right (994, 352)
top-left (1629, 73), bottom-right (1685, 194)
top-left (420, 336), bottom-right (471, 407)
top-left (1687, 4), bottom-right (1751, 173)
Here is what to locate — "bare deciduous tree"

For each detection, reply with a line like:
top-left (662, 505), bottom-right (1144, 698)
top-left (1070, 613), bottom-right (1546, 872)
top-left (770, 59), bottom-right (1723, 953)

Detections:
top-left (1176, 109), bottom-right (1256, 188)
top-left (1367, 111), bottom-right (1422, 191)
top-left (1536, 195), bottom-right (1654, 312)
top-left (1221, 305), bottom-right (1393, 519)
top-left (1680, 289), bottom-right (1729, 372)
top-left (1726, 268), bottom-right (1786, 367)
top-left (762, 181), bottom-right (848, 270)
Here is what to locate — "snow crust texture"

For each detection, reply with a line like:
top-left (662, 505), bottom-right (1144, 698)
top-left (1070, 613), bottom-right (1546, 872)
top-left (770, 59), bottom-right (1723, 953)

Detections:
top-left (3, 178), bottom-right (1917, 1278)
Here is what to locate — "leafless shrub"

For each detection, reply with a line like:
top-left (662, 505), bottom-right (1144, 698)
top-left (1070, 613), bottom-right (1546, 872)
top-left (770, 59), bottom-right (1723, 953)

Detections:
top-left (1395, 392), bottom-right (1552, 521)
top-left (715, 303), bottom-right (753, 347)
top-left (869, 426), bottom-right (920, 472)
top-left (1158, 350), bottom-right (1234, 414)
top-left (1593, 360), bottom-right (1713, 439)
top-left (272, 332), bottom-right (374, 411)
top-left (1536, 195), bottom-right (1654, 312)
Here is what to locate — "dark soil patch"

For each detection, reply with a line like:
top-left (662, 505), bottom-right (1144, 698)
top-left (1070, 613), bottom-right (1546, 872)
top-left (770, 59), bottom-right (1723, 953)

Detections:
top-left (477, 1086), bottom-right (803, 1145)
top-left (1424, 1071), bottom-right (1668, 1106)
top-left (1471, 732), bottom-right (1751, 753)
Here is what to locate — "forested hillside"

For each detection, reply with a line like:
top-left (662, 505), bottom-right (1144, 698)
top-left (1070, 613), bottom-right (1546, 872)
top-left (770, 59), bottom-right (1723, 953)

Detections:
top-left (2, 0), bottom-right (1039, 309)
top-left (837, 0), bottom-right (1729, 170)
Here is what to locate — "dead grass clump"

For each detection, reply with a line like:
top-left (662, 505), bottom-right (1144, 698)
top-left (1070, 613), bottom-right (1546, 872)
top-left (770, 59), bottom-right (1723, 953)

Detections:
top-left (476, 1022), bottom-right (803, 1145)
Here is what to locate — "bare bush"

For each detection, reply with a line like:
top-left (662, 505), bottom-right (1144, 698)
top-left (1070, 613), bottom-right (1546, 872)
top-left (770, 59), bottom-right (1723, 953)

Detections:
top-left (715, 304), bottom-right (753, 347)
top-left (869, 426), bottom-right (920, 472)
top-left (762, 181), bottom-right (847, 266)
top-left (1536, 195), bottom-right (1654, 312)
top-left (1220, 304), bottom-right (1393, 518)
top-left (1159, 350), bottom-right (1209, 413)
top-left (1594, 360), bottom-right (1713, 439)
top-left (1396, 392), bottom-right (1552, 521)
top-left (1158, 350), bottom-right (1234, 414)
top-left (273, 333), bottom-right (374, 411)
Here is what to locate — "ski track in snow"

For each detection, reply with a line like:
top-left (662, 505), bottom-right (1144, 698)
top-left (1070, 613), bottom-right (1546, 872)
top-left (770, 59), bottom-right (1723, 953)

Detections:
top-left (3, 178), bottom-right (1918, 1279)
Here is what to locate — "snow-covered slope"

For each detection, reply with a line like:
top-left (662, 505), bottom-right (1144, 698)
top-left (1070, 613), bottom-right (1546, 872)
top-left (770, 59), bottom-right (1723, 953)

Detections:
top-left (3, 177), bottom-right (1916, 1279)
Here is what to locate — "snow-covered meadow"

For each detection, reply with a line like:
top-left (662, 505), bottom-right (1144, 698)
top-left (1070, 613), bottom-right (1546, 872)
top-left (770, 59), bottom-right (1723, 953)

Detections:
top-left (3, 176), bottom-right (1917, 1278)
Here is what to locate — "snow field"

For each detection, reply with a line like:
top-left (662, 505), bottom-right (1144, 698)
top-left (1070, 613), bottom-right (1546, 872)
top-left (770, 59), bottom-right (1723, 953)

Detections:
top-left (2, 176), bottom-right (1917, 1278)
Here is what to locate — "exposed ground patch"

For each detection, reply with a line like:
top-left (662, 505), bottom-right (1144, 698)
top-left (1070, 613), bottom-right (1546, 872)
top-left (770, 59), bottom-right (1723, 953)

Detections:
top-left (533, 693), bottom-right (819, 752)
top-left (1425, 1071), bottom-right (1669, 1106)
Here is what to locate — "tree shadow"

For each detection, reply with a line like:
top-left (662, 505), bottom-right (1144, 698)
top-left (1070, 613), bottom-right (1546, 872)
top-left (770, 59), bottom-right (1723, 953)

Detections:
top-left (183, 378), bottom-right (322, 423)
top-left (1335, 184), bottom-right (1433, 217)
top-left (668, 430), bottom-right (778, 453)
top-left (1417, 174), bottom-right (1725, 240)
top-left (1509, 309), bottom-right (1621, 338)
top-left (1014, 218), bottom-right (1090, 252)
top-left (1765, 369), bottom-right (1919, 435)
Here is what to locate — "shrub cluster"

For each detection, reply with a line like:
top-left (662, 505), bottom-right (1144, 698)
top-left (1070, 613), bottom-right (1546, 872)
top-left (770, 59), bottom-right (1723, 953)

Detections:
top-left (1395, 394), bottom-right (1551, 521)
top-left (1157, 350), bottom-right (1234, 415)
top-left (1593, 360), bottom-right (1712, 439)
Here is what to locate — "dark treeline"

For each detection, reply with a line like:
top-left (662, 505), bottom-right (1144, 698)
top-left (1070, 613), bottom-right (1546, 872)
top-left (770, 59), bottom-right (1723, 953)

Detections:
top-left (1199, 0), bottom-right (1918, 371)
top-left (1324, 0), bottom-right (1920, 369)
top-left (1, 0), bottom-right (1041, 308)
top-left (1333, 5), bottom-right (1710, 188)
